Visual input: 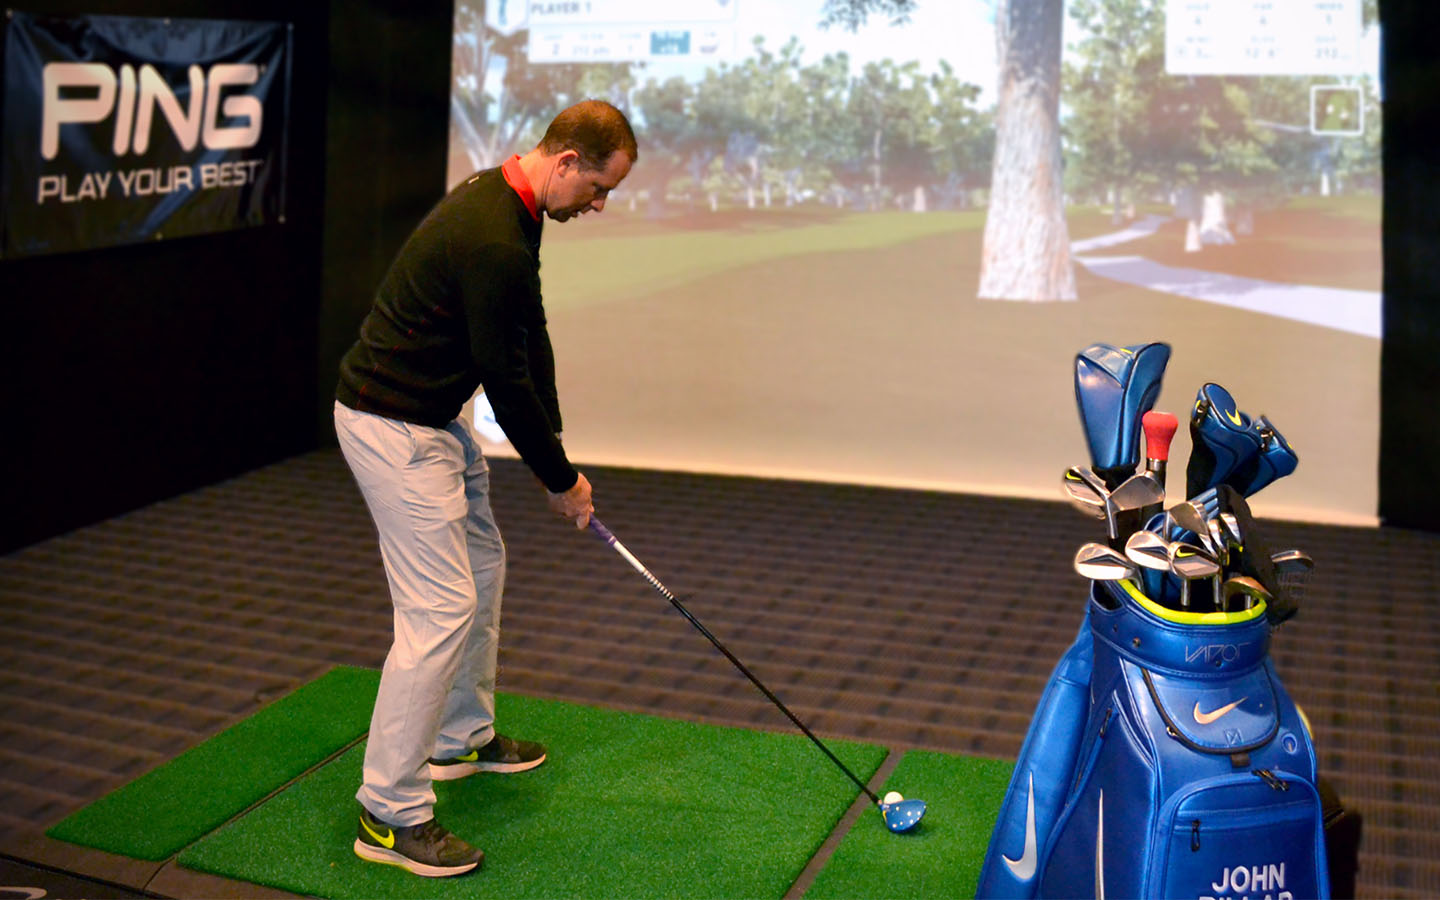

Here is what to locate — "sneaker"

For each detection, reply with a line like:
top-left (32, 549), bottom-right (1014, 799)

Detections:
top-left (353, 808), bottom-right (483, 877)
top-left (429, 733), bottom-right (547, 780)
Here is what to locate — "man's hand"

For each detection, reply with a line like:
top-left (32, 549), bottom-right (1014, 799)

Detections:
top-left (547, 472), bottom-right (593, 529)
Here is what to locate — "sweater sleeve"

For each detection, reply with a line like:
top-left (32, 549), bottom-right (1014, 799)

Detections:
top-left (458, 241), bottom-right (577, 493)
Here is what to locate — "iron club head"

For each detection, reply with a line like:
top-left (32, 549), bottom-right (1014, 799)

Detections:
top-left (1075, 542), bottom-right (1137, 582)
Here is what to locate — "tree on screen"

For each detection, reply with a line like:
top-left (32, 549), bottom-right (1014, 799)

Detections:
top-left (450, 1), bottom-right (635, 176)
top-left (1064, 0), bottom-right (1160, 222)
top-left (978, 0), bottom-right (1076, 301)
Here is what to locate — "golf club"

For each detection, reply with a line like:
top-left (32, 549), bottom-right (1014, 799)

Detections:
top-left (587, 517), bottom-right (926, 834)
top-left (1061, 468), bottom-right (1108, 520)
top-left (1222, 575), bottom-right (1273, 612)
top-left (1074, 542), bottom-right (1137, 582)
top-left (1169, 541), bottom-right (1220, 610)
top-left (1139, 410), bottom-right (1178, 526)
top-left (1108, 473), bottom-right (1166, 548)
top-left (1168, 500), bottom-right (1219, 557)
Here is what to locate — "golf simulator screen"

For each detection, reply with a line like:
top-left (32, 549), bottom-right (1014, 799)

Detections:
top-left (449, 0), bottom-right (1382, 525)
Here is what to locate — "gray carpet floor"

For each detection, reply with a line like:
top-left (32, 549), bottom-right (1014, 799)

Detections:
top-left (1, 449), bottom-right (1436, 897)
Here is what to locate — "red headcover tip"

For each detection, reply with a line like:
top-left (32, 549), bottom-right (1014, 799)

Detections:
top-left (1142, 411), bottom-right (1179, 461)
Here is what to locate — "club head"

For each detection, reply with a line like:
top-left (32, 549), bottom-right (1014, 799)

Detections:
top-left (1270, 548), bottom-right (1314, 573)
top-left (1169, 541), bottom-right (1220, 581)
top-left (1168, 500), bottom-right (1212, 547)
top-left (1222, 575), bottom-right (1273, 611)
top-left (880, 797), bottom-right (927, 833)
top-left (1110, 473), bottom-right (1165, 512)
top-left (1124, 530), bottom-right (1173, 571)
top-left (1206, 518), bottom-right (1229, 566)
top-left (1062, 469), bottom-right (1108, 520)
top-left (1066, 466), bottom-right (1118, 536)
top-left (1074, 542), bottom-right (1135, 582)
top-left (1220, 512), bottom-right (1244, 550)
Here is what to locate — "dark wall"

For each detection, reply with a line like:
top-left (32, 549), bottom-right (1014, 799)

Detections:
top-left (1378, 0), bottom-right (1440, 531)
top-left (0, 0), bottom-right (328, 551)
top-left (317, 0), bottom-right (452, 443)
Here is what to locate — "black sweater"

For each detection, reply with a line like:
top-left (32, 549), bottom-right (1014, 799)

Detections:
top-left (336, 166), bottom-right (577, 493)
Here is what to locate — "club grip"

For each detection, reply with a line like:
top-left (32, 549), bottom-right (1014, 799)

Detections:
top-left (588, 516), bottom-right (616, 544)
top-left (1142, 410), bottom-right (1179, 461)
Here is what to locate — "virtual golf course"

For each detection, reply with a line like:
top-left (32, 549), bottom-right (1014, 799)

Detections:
top-left (517, 196), bottom-right (1380, 526)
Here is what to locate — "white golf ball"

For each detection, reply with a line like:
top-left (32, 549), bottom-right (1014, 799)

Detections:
top-left (883, 791), bottom-right (904, 805)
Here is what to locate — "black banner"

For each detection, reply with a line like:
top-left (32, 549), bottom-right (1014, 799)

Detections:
top-left (1, 12), bottom-right (291, 257)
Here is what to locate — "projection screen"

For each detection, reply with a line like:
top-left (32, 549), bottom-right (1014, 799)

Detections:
top-left (448, 0), bottom-right (1382, 525)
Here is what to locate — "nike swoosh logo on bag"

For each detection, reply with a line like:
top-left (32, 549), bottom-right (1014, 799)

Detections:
top-left (1193, 698), bottom-right (1246, 725)
top-left (1225, 408), bottom-right (1243, 426)
top-left (1002, 772), bottom-right (1038, 880)
top-left (360, 818), bottom-right (395, 849)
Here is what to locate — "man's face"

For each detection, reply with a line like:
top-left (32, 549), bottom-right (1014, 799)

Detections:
top-left (547, 150), bottom-right (632, 222)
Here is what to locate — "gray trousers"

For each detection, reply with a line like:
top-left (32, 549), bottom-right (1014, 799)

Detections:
top-left (334, 401), bottom-right (505, 825)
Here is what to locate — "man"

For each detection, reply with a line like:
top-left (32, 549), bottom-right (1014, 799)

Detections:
top-left (334, 100), bottom-right (636, 877)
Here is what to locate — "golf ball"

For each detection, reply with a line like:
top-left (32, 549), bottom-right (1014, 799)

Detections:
top-left (883, 791), bottom-right (904, 805)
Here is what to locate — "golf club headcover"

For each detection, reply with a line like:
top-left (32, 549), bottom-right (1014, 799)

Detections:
top-left (1229, 415), bottom-right (1299, 497)
top-left (1074, 342), bottom-right (1171, 489)
top-left (1185, 383), bottom-right (1263, 500)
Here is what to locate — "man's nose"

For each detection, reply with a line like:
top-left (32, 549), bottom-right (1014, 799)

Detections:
top-left (590, 196), bottom-right (606, 212)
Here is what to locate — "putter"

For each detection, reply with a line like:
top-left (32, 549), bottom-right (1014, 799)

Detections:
top-left (587, 517), bottom-right (926, 834)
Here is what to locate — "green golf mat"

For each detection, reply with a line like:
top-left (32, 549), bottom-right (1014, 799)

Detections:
top-left (47, 665), bottom-right (380, 860)
top-left (177, 692), bottom-right (888, 899)
top-left (803, 750), bottom-right (1015, 899)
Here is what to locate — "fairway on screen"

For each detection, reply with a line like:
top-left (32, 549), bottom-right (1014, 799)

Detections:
top-left (448, 0), bottom-right (1381, 526)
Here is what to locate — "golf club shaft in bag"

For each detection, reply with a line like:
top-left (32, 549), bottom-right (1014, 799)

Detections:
top-left (587, 517), bottom-right (924, 831)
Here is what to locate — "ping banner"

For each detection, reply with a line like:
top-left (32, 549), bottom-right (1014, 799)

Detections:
top-left (1, 12), bottom-right (291, 257)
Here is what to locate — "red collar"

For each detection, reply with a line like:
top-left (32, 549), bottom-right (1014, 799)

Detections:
top-left (501, 154), bottom-right (540, 222)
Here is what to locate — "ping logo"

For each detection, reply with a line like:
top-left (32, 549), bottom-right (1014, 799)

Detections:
top-left (41, 62), bottom-right (264, 160)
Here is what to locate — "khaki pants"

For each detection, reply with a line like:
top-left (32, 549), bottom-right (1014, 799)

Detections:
top-left (334, 401), bottom-right (505, 825)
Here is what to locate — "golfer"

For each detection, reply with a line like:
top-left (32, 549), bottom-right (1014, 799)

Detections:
top-left (334, 99), bottom-right (636, 877)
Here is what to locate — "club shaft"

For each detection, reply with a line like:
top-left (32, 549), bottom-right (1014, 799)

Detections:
top-left (590, 518), bottom-right (880, 805)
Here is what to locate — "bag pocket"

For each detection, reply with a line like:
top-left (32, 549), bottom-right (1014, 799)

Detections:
top-left (1151, 770), bottom-right (1327, 900)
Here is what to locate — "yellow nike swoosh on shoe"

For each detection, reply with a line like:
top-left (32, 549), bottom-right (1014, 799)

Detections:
top-left (360, 817), bottom-right (395, 849)
top-left (456, 750), bottom-right (479, 762)
top-left (1193, 698), bottom-right (1246, 725)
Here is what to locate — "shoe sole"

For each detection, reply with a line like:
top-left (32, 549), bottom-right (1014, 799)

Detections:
top-left (353, 839), bottom-right (481, 877)
top-left (429, 751), bottom-right (547, 781)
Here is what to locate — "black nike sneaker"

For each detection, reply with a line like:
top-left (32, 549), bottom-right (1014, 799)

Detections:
top-left (353, 807), bottom-right (483, 877)
top-left (429, 733), bottom-right (548, 781)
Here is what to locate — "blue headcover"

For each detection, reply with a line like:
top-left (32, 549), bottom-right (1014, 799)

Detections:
top-left (1186, 384), bottom-right (1299, 499)
top-left (1074, 342), bottom-right (1171, 487)
top-left (1185, 383), bottom-right (1262, 499)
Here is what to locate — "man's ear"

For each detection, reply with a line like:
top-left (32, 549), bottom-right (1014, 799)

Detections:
top-left (553, 149), bottom-right (582, 175)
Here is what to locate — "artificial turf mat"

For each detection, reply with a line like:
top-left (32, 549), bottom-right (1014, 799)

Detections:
top-left (177, 692), bottom-right (888, 898)
top-left (47, 665), bottom-right (380, 860)
top-left (803, 750), bottom-right (1015, 899)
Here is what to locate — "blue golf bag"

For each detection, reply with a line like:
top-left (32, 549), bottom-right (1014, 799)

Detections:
top-left (978, 582), bottom-right (1328, 899)
top-left (978, 342), bottom-right (1333, 899)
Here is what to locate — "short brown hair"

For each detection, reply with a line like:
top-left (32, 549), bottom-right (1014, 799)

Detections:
top-left (538, 100), bottom-right (638, 171)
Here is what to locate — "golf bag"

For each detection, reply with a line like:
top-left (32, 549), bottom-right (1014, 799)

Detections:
top-left (980, 582), bottom-right (1329, 899)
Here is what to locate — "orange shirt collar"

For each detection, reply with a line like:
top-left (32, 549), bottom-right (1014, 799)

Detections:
top-left (501, 154), bottom-right (540, 222)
